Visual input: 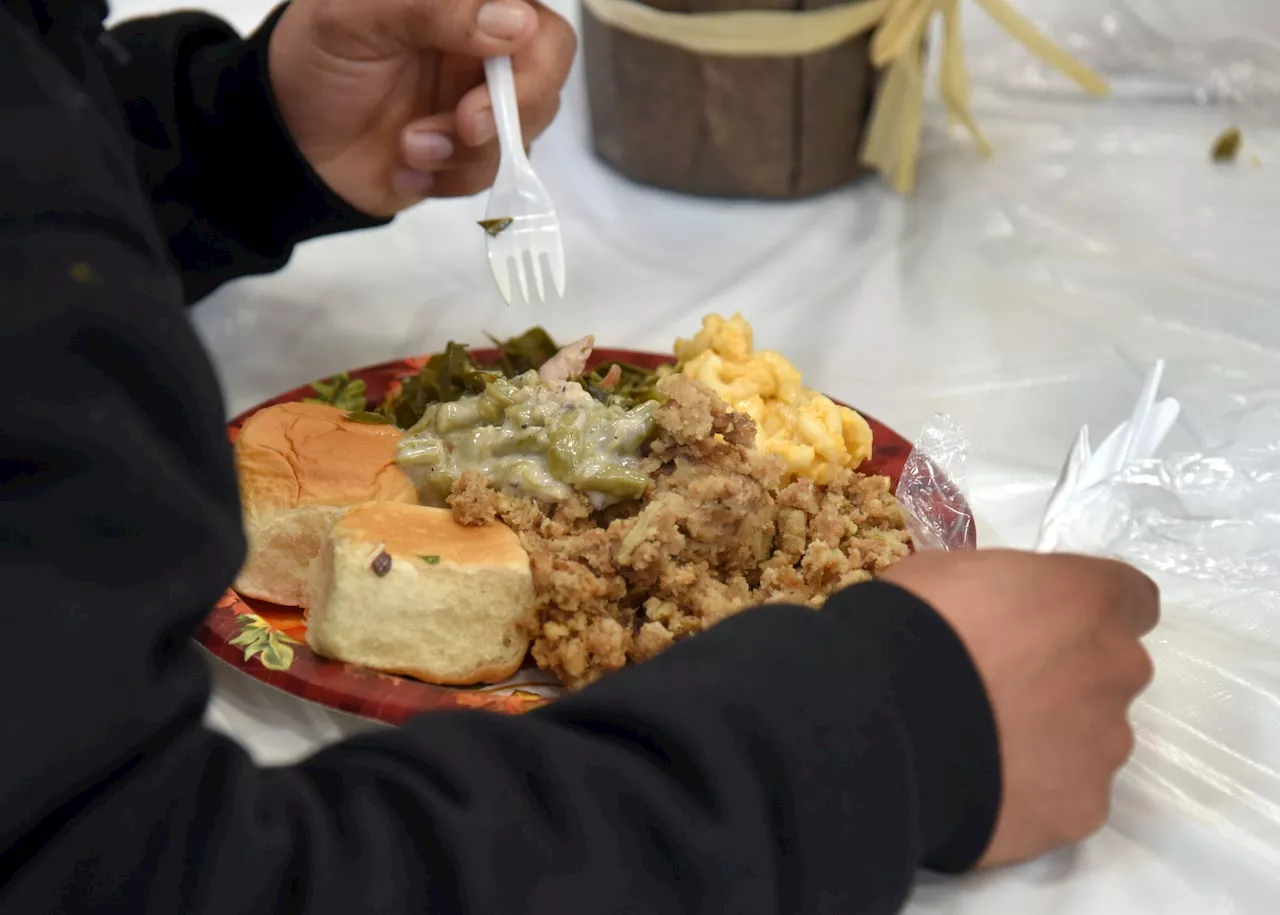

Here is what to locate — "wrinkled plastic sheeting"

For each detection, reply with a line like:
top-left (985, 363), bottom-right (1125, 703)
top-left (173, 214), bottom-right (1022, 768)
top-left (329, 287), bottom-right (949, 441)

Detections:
top-left (961, 0), bottom-right (1280, 103)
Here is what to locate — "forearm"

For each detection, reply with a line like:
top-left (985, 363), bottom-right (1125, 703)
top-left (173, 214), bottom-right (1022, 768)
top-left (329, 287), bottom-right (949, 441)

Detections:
top-left (2, 548), bottom-right (996, 915)
top-left (102, 4), bottom-right (386, 302)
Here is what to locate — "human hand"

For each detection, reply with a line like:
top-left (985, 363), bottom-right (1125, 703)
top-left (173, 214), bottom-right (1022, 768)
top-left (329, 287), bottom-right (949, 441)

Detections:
top-left (267, 0), bottom-right (576, 216)
top-left (882, 549), bottom-right (1158, 867)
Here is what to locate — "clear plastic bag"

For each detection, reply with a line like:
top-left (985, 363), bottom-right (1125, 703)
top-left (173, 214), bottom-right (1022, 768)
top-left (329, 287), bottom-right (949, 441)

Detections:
top-left (1047, 449), bottom-right (1280, 581)
top-left (897, 413), bottom-right (976, 552)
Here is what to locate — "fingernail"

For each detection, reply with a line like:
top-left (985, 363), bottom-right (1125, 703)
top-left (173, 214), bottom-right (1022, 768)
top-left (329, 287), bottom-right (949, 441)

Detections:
top-left (473, 109), bottom-right (496, 145)
top-left (404, 129), bottom-right (455, 164)
top-left (477, 1), bottom-right (532, 40)
top-left (391, 168), bottom-right (434, 200)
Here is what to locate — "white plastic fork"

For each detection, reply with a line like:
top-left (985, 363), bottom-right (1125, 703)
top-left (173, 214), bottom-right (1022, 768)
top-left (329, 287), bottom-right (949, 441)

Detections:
top-left (481, 56), bottom-right (566, 306)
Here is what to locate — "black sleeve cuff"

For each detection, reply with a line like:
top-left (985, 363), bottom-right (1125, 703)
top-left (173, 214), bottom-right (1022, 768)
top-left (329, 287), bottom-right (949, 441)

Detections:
top-left (827, 581), bottom-right (1002, 872)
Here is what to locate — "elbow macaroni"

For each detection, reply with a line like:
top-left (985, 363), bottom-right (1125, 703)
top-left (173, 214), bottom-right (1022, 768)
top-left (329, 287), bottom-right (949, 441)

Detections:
top-left (674, 314), bottom-right (873, 484)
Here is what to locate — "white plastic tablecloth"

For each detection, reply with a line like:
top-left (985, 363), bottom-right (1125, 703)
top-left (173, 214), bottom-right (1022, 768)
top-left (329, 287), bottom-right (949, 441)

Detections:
top-left (107, 1), bottom-right (1280, 912)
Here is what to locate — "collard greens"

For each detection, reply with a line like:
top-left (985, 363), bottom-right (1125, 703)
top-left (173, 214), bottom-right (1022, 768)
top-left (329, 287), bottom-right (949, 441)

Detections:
top-left (381, 328), bottom-right (662, 428)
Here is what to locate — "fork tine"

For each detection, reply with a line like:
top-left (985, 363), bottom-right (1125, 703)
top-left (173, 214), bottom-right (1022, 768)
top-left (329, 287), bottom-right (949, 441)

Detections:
top-left (490, 252), bottom-right (513, 306)
top-left (548, 238), bottom-right (566, 299)
top-left (511, 254), bottom-right (530, 305)
top-left (529, 250), bottom-right (547, 303)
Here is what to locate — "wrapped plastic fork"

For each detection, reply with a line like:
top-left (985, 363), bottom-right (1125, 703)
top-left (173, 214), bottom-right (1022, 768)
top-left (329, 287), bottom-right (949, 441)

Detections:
top-left (1036, 361), bottom-right (1182, 553)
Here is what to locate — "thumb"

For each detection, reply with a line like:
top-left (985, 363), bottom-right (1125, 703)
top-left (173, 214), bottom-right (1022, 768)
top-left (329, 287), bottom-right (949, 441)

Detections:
top-left (395, 0), bottom-right (539, 56)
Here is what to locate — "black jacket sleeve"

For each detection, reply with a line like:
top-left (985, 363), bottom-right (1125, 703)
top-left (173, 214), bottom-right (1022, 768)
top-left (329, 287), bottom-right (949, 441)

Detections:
top-left (0, 5), bottom-right (1000, 914)
top-left (101, 2), bottom-right (387, 303)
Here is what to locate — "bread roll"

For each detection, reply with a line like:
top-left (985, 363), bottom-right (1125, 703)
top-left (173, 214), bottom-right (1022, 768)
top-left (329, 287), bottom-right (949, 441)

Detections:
top-left (305, 502), bottom-right (535, 685)
top-left (234, 401), bottom-right (417, 606)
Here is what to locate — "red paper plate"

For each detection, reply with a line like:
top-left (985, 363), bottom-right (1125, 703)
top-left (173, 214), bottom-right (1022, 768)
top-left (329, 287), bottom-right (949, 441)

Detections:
top-left (196, 348), bottom-right (975, 724)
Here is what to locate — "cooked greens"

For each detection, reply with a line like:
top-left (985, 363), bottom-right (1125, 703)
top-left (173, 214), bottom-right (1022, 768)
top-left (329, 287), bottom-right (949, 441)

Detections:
top-left (382, 327), bottom-right (663, 429)
top-left (478, 217), bottom-right (513, 237)
top-left (581, 361), bottom-right (661, 407)
top-left (380, 342), bottom-right (499, 428)
top-left (305, 373), bottom-right (367, 412)
top-left (485, 326), bottom-right (560, 377)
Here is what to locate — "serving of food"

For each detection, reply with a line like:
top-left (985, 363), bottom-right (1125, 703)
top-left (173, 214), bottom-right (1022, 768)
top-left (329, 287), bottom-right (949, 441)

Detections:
top-left (198, 314), bottom-right (972, 722)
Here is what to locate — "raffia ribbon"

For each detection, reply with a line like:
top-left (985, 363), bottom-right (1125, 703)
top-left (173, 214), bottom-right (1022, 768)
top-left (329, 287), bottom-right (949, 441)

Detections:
top-left (579, 0), bottom-right (1110, 194)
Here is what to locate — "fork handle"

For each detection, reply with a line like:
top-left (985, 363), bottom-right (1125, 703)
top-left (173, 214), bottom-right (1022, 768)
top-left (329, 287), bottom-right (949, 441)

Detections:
top-left (484, 56), bottom-right (528, 164)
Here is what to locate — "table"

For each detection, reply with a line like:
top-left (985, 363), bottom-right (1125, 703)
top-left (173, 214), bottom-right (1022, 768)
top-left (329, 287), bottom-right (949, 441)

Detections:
top-left (110, 1), bottom-right (1280, 912)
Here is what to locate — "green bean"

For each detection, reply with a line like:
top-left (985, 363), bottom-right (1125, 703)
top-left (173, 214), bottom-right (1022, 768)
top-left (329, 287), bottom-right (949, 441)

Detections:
top-left (547, 424), bottom-right (585, 482)
top-left (396, 437), bottom-right (445, 467)
top-left (492, 426), bottom-right (548, 456)
top-left (476, 393), bottom-right (505, 424)
top-left (453, 427), bottom-right (504, 459)
top-left (505, 402), bottom-right (545, 428)
top-left (572, 461), bottom-right (648, 499)
top-left (516, 463), bottom-right (567, 501)
top-left (434, 400), bottom-right (484, 433)
top-left (405, 404), bottom-right (439, 436)
top-left (610, 407), bottom-right (656, 453)
top-left (530, 402), bottom-right (564, 426)
top-left (487, 377), bottom-right (516, 402)
top-left (425, 471), bottom-right (456, 501)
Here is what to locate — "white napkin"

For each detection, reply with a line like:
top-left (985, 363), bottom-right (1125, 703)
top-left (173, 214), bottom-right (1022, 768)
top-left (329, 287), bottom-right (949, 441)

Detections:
top-left (1035, 362), bottom-right (1181, 553)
